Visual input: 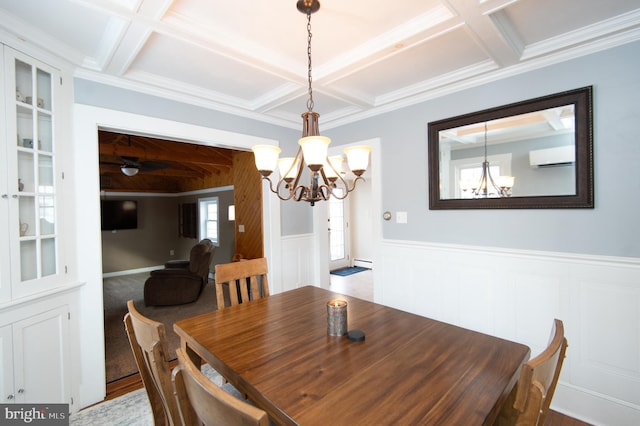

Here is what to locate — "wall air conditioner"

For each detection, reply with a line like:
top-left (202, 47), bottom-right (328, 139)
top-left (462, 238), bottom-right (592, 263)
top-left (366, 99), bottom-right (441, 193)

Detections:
top-left (529, 145), bottom-right (575, 168)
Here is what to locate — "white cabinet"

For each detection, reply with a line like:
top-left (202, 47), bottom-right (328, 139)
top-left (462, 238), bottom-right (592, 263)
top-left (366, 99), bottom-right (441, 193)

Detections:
top-left (1, 45), bottom-right (67, 302)
top-left (0, 305), bottom-right (71, 403)
top-left (0, 43), bottom-right (76, 408)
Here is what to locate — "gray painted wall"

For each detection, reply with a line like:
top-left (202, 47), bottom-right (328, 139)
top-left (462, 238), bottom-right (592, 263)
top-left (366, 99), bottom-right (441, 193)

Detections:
top-left (78, 40), bottom-right (640, 258)
top-left (100, 189), bottom-right (236, 273)
top-left (74, 79), bottom-right (313, 236)
top-left (324, 41), bottom-right (640, 258)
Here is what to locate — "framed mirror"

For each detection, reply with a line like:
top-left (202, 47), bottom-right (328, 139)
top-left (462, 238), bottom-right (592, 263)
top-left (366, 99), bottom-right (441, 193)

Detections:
top-left (428, 86), bottom-right (593, 209)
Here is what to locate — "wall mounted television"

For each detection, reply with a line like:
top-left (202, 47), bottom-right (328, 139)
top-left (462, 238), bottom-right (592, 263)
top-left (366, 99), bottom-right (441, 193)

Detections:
top-left (101, 200), bottom-right (138, 230)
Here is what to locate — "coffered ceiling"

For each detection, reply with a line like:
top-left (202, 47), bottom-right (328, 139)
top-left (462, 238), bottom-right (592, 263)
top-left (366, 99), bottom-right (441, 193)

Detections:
top-left (1, 0), bottom-right (639, 131)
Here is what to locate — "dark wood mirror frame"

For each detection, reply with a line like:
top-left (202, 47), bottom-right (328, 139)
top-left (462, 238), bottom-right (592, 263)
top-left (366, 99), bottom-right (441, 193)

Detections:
top-left (428, 86), bottom-right (594, 209)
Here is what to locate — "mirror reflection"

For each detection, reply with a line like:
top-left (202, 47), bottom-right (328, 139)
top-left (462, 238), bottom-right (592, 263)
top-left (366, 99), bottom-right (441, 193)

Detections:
top-left (428, 86), bottom-right (593, 210)
top-left (439, 105), bottom-right (576, 200)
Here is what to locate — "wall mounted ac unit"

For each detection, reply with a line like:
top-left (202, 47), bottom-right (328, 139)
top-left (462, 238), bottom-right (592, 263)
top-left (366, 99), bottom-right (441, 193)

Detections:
top-left (529, 145), bottom-right (575, 168)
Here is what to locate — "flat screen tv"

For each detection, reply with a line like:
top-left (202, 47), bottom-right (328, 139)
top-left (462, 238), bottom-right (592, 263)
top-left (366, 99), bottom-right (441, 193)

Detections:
top-left (101, 200), bottom-right (138, 230)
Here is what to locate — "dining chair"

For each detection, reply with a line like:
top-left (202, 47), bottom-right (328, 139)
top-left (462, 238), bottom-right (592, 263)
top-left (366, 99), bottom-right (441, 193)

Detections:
top-left (215, 257), bottom-right (270, 309)
top-left (172, 347), bottom-right (270, 426)
top-left (495, 318), bottom-right (568, 426)
top-left (124, 299), bottom-right (182, 426)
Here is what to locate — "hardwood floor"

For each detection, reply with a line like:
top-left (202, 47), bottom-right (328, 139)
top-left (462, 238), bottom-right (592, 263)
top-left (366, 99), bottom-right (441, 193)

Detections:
top-left (546, 411), bottom-right (592, 426)
top-left (109, 271), bottom-right (590, 426)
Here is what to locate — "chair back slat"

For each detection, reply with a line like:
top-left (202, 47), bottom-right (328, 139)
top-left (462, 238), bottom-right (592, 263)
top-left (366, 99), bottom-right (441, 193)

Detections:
top-left (172, 348), bottom-right (269, 426)
top-left (215, 258), bottom-right (270, 309)
top-left (495, 318), bottom-right (568, 426)
top-left (124, 300), bottom-right (182, 426)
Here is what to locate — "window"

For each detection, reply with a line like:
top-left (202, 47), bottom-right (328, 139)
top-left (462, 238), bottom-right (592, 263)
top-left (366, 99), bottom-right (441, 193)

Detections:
top-left (199, 197), bottom-right (219, 245)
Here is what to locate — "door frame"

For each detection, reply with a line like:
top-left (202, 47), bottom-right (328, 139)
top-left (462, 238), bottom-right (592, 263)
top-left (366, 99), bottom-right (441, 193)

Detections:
top-left (73, 104), bottom-right (281, 408)
top-left (312, 138), bottom-right (382, 291)
top-left (328, 188), bottom-right (351, 271)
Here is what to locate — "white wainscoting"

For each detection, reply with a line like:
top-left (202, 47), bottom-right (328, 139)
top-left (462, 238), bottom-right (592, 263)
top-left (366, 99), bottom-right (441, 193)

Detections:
top-left (278, 235), bottom-right (640, 424)
top-left (374, 240), bottom-right (640, 426)
top-left (280, 234), bottom-right (316, 292)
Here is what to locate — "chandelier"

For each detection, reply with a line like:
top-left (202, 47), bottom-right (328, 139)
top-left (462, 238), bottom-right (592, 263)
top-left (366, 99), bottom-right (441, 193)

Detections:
top-left (251, 0), bottom-right (371, 206)
top-left (460, 123), bottom-right (514, 198)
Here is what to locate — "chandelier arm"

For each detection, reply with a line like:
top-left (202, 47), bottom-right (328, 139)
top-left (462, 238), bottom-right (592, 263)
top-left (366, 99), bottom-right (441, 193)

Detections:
top-left (292, 185), bottom-right (308, 202)
top-left (290, 148), bottom-right (306, 189)
top-left (346, 176), bottom-right (365, 193)
top-left (262, 176), bottom-right (295, 201)
top-left (336, 176), bottom-right (364, 199)
top-left (318, 185), bottom-right (331, 201)
top-left (486, 167), bottom-right (502, 196)
top-left (318, 166), bottom-right (333, 188)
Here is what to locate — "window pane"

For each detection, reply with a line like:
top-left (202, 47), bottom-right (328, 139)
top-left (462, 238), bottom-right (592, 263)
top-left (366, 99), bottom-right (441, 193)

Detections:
top-left (199, 197), bottom-right (219, 244)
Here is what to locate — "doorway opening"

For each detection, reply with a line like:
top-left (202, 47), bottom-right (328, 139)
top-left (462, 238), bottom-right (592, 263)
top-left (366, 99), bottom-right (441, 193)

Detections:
top-left (317, 138), bottom-right (381, 301)
top-left (329, 188), bottom-right (350, 271)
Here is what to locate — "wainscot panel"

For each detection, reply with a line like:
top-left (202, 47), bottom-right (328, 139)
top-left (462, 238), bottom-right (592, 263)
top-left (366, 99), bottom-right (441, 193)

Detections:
top-left (378, 240), bottom-right (640, 426)
top-left (281, 234), bottom-right (316, 292)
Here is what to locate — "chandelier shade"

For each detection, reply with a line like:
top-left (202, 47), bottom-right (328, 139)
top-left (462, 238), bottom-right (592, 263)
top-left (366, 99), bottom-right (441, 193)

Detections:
top-left (299, 136), bottom-right (330, 171)
top-left (252, 145), bottom-right (281, 176)
top-left (251, 0), bottom-right (371, 206)
top-left (344, 146), bottom-right (372, 176)
top-left (277, 157), bottom-right (300, 181)
top-left (323, 156), bottom-right (344, 180)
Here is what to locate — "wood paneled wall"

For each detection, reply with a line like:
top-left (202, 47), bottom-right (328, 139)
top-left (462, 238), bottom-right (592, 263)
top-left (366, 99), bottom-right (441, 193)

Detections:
top-left (232, 151), bottom-right (263, 259)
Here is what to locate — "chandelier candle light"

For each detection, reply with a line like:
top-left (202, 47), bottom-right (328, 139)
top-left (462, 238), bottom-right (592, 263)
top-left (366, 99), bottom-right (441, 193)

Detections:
top-left (251, 0), bottom-right (371, 206)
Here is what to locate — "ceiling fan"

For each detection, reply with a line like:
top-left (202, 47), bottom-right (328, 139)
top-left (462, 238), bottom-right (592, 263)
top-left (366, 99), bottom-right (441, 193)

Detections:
top-left (101, 156), bottom-right (169, 176)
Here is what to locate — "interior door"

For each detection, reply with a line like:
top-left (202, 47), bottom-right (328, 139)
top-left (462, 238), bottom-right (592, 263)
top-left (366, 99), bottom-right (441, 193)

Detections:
top-left (328, 189), bottom-right (350, 271)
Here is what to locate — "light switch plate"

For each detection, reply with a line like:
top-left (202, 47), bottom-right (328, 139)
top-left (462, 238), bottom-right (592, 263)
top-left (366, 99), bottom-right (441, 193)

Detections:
top-left (238, 224), bottom-right (245, 232)
top-left (396, 211), bottom-right (407, 224)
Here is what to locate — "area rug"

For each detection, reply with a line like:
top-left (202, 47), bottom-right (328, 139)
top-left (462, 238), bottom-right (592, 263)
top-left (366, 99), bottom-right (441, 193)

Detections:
top-left (330, 266), bottom-right (370, 276)
top-left (70, 365), bottom-right (225, 425)
top-left (103, 272), bottom-right (218, 383)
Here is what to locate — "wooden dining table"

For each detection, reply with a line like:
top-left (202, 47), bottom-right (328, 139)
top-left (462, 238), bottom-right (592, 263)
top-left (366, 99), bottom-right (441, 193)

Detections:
top-left (174, 286), bottom-right (530, 425)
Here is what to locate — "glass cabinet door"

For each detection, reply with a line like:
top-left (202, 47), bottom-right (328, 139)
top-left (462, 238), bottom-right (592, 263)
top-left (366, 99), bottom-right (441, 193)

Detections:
top-left (4, 48), bottom-right (61, 297)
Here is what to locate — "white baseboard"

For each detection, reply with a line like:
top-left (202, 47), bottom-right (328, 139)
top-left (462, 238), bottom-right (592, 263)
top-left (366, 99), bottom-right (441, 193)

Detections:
top-left (554, 382), bottom-right (640, 426)
top-left (102, 265), bottom-right (162, 278)
top-left (353, 259), bottom-right (373, 268)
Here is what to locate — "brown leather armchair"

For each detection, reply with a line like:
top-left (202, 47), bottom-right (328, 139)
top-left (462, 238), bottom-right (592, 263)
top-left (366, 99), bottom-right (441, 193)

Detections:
top-left (144, 239), bottom-right (214, 306)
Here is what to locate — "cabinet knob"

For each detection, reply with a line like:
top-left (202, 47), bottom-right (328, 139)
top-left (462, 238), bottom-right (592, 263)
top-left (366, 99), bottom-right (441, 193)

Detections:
top-left (6, 394), bottom-right (14, 400)
top-left (1, 194), bottom-right (8, 198)
top-left (17, 388), bottom-right (24, 394)
top-left (12, 194), bottom-right (19, 199)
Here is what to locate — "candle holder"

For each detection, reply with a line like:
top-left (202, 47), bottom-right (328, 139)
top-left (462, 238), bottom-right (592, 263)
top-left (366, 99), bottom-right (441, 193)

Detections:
top-left (327, 299), bottom-right (347, 336)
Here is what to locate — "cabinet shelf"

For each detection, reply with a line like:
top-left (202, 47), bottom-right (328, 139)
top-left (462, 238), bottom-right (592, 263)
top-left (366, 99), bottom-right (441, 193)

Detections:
top-left (3, 45), bottom-right (62, 299)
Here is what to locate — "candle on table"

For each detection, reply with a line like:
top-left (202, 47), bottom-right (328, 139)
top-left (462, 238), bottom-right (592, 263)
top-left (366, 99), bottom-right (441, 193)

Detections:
top-left (327, 299), bottom-right (348, 336)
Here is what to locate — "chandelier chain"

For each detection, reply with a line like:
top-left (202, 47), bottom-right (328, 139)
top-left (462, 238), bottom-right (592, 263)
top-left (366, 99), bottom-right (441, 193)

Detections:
top-left (484, 122), bottom-right (488, 160)
top-left (306, 12), bottom-right (314, 112)
top-left (251, 0), bottom-right (371, 206)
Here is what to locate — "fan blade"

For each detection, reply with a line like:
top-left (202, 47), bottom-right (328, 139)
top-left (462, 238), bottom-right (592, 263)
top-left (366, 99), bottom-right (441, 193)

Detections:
top-left (139, 161), bottom-right (169, 172)
top-left (120, 156), bottom-right (141, 167)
